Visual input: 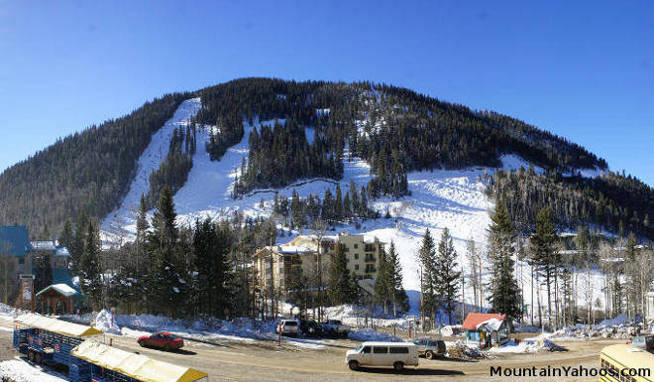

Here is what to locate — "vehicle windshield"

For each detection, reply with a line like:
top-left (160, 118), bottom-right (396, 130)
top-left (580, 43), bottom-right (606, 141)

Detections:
top-left (354, 345), bottom-right (364, 353)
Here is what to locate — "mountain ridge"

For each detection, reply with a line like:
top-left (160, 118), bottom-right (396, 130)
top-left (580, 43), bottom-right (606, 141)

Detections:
top-left (2, 77), bottom-right (651, 242)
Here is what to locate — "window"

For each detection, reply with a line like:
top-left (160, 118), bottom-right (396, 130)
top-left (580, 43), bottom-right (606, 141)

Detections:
top-left (18, 258), bottom-right (25, 265)
top-left (354, 253), bottom-right (359, 259)
top-left (354, 244), bottom-right (358, 249)
top-left (355, 265), bottom-right (359, 270)
top-left (373, 347), bottom-right (388, 354)
top-left (389, 347), bottom-right (409, 354)
top-left (362, 346), bottom-right (371, 354)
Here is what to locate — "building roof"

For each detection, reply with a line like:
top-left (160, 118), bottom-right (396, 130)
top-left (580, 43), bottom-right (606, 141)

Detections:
top-left (462, 313), bottom-right (505, 330)
top-left (72, 340), bottom-right (209, 382)
top-left (0, 226), bottom-right (33, 257)
top-left (15, 313), bottom-right (103, 338)
top-left (36, 283), bottom-right (78, 297)
top-left (30, 240), bottom-right (71, 257)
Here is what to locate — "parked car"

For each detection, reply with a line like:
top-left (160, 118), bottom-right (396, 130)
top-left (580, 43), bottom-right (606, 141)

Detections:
top-left (322, 319), bottom-right (350, 338)
top-left (300, 320), bottom-right (323, 337)
top-left (412, 338), bottom-right (446, 359)
top-left (276, 319), bottom-right (300, 337)
top-left (137, 332), bottom-right (184, 351)
top-left (630, 335), bottom-right (654, 352)
top-left (346, 342), bottom-right (419, 371)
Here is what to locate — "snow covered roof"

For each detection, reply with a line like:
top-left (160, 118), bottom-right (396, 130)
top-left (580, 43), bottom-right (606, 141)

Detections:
top-left (15, 313), bottom-right (103, 338)
top-left (36, 283), bottom-right (78, 297)
top-left (72, 340), bottom-right (208, 382)
top-left (477, 318), bottom-right (504, 331)
top-left (462, 313), bottom-right (505, 330)
top-left (31, 240), bottom-right (58, 250)
top-left (278, 245), bottom-right (315, 254)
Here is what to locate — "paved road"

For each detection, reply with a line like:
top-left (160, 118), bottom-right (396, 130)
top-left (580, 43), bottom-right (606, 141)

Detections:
top-left (0, 316), bottom-right (620, 381)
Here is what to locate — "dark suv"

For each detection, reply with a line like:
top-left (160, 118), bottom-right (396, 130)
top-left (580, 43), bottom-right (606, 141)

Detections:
top-left (300, 320), bottom-right (323, 337)
top-left (412, 338), bottom-right (446, 359)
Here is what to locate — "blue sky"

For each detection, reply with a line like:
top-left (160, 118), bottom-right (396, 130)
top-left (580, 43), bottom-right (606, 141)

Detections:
top-left (1, 1), bottom-right (652, 184)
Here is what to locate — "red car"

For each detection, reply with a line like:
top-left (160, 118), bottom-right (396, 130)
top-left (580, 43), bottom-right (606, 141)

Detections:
top-left (137, 332), bottom-right (184, 351)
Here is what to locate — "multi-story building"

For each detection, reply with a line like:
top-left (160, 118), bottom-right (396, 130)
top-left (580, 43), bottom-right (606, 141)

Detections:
top-left (253, 233), bottom-right (384, 296)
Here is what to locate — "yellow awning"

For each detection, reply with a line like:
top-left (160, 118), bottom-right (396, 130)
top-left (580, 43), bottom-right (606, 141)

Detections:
top-left (15, 313), bottom-right (103, 338)
top-left (72, 340), bottom-right (208, 382)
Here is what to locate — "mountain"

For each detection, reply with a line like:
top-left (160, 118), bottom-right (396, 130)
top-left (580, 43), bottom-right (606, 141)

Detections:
top-left (1, 77), bottom-right (652, 253)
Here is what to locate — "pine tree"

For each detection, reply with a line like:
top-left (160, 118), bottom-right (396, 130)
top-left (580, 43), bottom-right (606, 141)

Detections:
top-left (387, 241), bottom-right (409, 316)
top-left (487, 201), bottom-right (521, 325)
top-left (59, 219), bottom-right (74, 249)
top-left (80, 221), bottom-right (103, 310)
top-left (374, 247), bottom-right (392, 314)
top-left (435, 228), bottom-right (460, 324)
top-left (418, 229), bottom-right (437, 328)
top-left (71, 210), bottom-right (89, 275)
top-left (531, 207), bottom-right (558, 325)
top-left (328, 243), bottom-right (357, 305)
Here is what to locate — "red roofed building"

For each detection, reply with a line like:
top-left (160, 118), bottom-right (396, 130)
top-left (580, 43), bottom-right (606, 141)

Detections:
top-left (462, 313), bottom-right (509, 348)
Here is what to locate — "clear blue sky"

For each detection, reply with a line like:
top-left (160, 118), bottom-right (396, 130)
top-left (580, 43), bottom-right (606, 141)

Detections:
top-left (1, 1), bottom-right (652, 184)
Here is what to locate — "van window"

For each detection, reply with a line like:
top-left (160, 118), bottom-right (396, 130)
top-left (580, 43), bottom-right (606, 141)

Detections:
top-left (373, 347), bottom-right (388, 354)
top-left (389, 347), bottom-right (409, 354)
top-left (284, 321), bottom-right (297, 326)
top-left (362, 346), bottom-right (371, 354)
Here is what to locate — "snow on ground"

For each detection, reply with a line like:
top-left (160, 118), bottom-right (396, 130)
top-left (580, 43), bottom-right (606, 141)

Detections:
top-left (0, 359), bottom-right (67, 382)
top-left (101, 98), bottom-right (202, 240)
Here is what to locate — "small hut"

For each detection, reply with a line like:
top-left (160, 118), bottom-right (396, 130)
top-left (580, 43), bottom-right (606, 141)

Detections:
top-left (36, 283), bottom-right (79, 315)
top-left (462, 313), bottom-right (509, 348)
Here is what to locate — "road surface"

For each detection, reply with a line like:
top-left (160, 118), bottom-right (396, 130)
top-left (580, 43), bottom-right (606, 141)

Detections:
top-left (0, 315), bottom-right (622, 381)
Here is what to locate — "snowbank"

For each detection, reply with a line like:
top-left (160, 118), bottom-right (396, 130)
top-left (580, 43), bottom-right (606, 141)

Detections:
top-left (94, 309), bottom-right (121, 335)
top-left (0, 360), bottom-right (67, 382)
top-left (348, 328), bottom-right (401, 342)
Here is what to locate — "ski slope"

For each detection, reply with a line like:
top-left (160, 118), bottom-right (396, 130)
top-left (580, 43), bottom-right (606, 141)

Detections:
top-left (102, 98), bottom-right (607, 315)
top-left (101, 98), bottom-right (201, 239)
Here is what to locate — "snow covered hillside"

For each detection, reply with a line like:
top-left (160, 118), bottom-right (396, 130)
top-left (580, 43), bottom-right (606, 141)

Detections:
top-left (101, 98), bottom-right (202, 239)
top-left (102, 99), bottom-right (606, 314)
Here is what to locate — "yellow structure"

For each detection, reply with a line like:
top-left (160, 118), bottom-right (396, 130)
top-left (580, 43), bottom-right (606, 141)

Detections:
top-left (15, 313), bottom-right (103, 338)
top-left (599, 344), bottom-right (654, 382)
top-left (72, 340), bottom-right (209, 382)
top-left (253, 233), bottom-right (384, 295)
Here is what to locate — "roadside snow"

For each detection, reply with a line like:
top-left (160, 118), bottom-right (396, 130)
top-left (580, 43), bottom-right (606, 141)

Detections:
top-left (0, 359), bottom-right (68, 382)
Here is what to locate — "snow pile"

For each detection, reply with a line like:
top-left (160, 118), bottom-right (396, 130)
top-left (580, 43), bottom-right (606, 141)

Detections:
top-left (0, 303), bottom-right (17, 318)
top-left (598, 313), bottom-right (629, 327)
top-left (488, 336), bottom-right (566, 354)
top-left (477, 318), bottom-right (502, 331)
top-left (348, 328), bottom-right (401, 342)
top-left (94, 309), bottom-right (121, 335)
top-left (0, 360), bottom-right (67, 382)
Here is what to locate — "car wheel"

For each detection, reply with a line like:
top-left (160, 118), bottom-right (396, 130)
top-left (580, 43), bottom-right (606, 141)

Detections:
top-left (27, 350), bottom-right (33, 362)
top-left (393, 361), bottom-right (404, 372)
top-left (34, 352), bottom-right (42, 364)
top-left (425, 350), bottom-right (434, 360)
top-left (164, 345), bottom-right (172, 352)
top-left (348, 360), bottom-right (360, 371)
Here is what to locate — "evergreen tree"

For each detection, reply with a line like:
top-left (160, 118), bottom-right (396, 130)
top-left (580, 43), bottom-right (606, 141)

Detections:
top-left (531, 207), bottom-right (558, 324)
top-left (418, 229), bottom-right (437, 328)
top-left (387, 241), bottom-right (409, 316)
top-left (79, 221), bottom-right (103, 310)
top-left (58, 219), bottom-right (74, 249)
top-left (487, 201), bottom-right (521, 325)
top-left (328, 243), bottom-right (357, 305)
top-left (374, 247), bottom-right (393, 314)
top-left (435, 228), bottom-right (460, 324)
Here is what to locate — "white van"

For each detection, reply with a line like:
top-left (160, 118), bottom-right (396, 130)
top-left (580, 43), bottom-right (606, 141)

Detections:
top-left (345, 342), bottom-right (419, 371)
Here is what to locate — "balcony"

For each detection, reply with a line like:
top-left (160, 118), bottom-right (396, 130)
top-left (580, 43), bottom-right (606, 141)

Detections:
top-left (364, 255), bottom-right (376, 263)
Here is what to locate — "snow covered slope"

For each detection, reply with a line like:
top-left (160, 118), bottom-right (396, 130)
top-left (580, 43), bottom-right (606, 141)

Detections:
top-left (102, 99), bottom-right (605, 315)
top-left (102, 98), bottom-right (201, 238)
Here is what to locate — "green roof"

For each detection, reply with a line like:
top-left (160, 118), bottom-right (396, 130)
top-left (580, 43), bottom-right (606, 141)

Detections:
top-left (0, 226), bottom-right (33, 257)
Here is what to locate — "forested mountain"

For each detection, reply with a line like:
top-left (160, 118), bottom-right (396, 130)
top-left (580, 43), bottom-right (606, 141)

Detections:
top-left (0, 93), bottom-right (190, 237)
top-left (1, 77), bottom-right (650, 241)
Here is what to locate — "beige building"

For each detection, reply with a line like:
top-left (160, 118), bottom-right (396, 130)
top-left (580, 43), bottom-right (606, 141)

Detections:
top-left (253, 233), bottom-right (385, 296)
